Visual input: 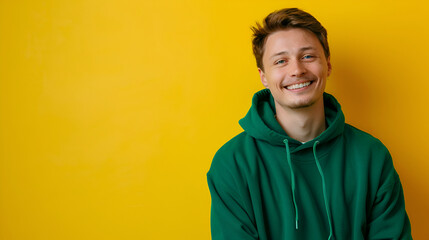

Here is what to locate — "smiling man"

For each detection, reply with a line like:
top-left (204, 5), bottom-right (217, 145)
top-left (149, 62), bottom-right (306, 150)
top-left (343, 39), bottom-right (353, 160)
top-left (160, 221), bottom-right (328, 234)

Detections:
top-left (207, 8), bottom-right (412, 240)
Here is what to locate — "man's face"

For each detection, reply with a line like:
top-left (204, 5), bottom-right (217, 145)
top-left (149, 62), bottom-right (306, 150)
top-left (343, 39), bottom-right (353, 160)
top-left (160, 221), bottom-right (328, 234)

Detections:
top-left (259, 28), bottom-right (331, 110)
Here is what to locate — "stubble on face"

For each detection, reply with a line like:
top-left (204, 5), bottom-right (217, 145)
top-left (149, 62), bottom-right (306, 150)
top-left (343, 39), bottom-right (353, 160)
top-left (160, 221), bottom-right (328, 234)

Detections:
top-left (285, 98), bottom-right (317, 109)
top-left (259, 28), bottom-right (331, 112)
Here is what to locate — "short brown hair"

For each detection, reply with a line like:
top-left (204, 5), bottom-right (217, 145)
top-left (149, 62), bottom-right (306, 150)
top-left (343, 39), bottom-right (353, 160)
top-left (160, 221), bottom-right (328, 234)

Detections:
top-left (251, 8), bottom-right (330, 71)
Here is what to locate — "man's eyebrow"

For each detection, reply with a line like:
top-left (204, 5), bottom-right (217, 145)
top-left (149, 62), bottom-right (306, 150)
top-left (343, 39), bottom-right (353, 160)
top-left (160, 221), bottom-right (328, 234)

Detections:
top-left (269, 47), bottom-right (316, 59)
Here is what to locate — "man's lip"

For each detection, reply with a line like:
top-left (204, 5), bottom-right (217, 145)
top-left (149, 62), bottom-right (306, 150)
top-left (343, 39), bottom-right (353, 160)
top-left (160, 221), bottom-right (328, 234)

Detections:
top-left (283, 80), bottom-right (314, 88)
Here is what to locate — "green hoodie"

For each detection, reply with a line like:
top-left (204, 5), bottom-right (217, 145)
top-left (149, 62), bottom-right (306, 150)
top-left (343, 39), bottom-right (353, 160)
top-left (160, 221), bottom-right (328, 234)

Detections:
top-left (207, 89), bottom-right (412, 240)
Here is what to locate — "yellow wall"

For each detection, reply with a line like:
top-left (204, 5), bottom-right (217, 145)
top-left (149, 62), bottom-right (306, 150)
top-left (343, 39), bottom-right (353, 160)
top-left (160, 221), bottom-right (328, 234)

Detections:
top-left (1, 0), bottom-right (428, 239)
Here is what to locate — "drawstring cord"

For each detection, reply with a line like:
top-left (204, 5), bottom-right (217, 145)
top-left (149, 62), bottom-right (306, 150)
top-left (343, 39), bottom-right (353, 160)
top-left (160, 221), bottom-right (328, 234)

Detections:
top-left (283, 139), bottom-right (299, 230)
top-left (283, 139), bottom-right (334, 239)
top-left (313, 141), bottom-right (334, 240)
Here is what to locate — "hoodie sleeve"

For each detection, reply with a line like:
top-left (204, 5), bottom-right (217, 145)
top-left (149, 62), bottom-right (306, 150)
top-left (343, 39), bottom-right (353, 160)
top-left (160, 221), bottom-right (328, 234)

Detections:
top-left (207, 160), bottom-right (258, 240)
top-left (367, 156), bottom-right (412, 240)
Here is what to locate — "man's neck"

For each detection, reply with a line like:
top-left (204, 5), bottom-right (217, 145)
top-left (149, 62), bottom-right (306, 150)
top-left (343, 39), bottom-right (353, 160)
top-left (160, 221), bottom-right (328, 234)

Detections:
top-left (274, 100), bottom-right (326, 143)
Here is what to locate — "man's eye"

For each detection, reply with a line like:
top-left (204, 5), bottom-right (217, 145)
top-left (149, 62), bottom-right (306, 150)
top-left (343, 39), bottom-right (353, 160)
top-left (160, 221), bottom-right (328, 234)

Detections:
top-left (275, 60), bottom-right (286, 65)
top-left (303, 55), bottom-right (314, 60)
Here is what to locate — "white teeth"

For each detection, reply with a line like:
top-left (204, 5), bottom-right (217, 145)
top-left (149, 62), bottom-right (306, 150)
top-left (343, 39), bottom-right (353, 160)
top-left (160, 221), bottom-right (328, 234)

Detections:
top-left (286, 81), bottom-right (311, 90)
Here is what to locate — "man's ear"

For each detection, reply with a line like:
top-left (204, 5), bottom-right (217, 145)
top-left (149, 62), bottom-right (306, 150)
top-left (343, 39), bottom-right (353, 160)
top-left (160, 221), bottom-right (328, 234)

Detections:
top-left (327, 56), bottom-right (332, 77)
top-left (258, 68), bottom-right (269, 88)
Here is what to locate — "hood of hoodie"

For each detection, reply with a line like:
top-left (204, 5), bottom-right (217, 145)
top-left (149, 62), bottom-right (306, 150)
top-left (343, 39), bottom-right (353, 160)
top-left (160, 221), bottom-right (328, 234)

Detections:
top-left (239, 89), bottom-right (345, 152)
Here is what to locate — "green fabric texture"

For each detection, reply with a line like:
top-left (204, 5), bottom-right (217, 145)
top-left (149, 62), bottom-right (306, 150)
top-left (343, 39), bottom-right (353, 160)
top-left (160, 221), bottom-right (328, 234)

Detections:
top-left (207, 89), bottom-right (412, 240)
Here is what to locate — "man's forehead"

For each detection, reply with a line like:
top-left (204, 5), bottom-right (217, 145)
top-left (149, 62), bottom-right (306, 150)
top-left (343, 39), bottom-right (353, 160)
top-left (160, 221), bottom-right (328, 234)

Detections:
top-left (263, 29), bottom-right (323, 57)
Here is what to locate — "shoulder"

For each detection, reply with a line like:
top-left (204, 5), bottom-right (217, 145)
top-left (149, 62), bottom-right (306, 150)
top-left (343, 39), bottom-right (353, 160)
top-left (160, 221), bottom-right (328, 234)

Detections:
top-left (208, 131), bottom-right (254, 179)
top-left (343, 123), bottom-right (395, 181)
top-left (343, 123), bottom-right (390, 155)
top-left (214, 131), bottom-right (249, 157)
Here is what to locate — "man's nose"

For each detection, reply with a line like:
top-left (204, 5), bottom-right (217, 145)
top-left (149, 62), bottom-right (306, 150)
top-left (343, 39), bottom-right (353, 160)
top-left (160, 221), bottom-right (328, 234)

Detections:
top-left (289, 60), bottom-right (306, 77)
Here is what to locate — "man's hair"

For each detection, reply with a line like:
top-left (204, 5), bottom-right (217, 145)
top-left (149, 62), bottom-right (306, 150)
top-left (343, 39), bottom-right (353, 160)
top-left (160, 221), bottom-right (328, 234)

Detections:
top-left (251, 8), bottom-right (330, 71)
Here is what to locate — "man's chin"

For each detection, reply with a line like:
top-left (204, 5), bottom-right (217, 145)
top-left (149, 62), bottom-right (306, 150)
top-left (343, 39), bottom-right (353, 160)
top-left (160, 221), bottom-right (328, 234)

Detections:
top-left (281, 93), bottom-right (326, 110)
top-left (278, 97), bottom-right (316, 109)
top-left (273, 93), bottom-right (322, 110)
top-left (288, 101), bottom-right (315, 109)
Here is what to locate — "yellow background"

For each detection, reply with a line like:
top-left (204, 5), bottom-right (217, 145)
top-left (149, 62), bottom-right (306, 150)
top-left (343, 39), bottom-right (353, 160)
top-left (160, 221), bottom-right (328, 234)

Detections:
top-left (1, 0), bottom-right (428, 239)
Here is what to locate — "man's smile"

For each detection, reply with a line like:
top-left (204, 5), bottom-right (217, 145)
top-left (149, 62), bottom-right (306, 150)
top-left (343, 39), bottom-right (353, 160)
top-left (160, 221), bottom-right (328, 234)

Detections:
top-left (285, 81), bottom-right (313, 90)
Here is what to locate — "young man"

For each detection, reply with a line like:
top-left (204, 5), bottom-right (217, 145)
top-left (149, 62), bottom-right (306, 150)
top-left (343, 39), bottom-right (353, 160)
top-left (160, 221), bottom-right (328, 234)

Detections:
top-left (207, 8), bottom-right (412, 240)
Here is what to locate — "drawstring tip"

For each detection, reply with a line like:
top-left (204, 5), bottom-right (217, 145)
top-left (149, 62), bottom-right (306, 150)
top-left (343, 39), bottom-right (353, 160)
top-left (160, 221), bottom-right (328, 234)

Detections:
top-left (295, 220), bottom-right (298, 230)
